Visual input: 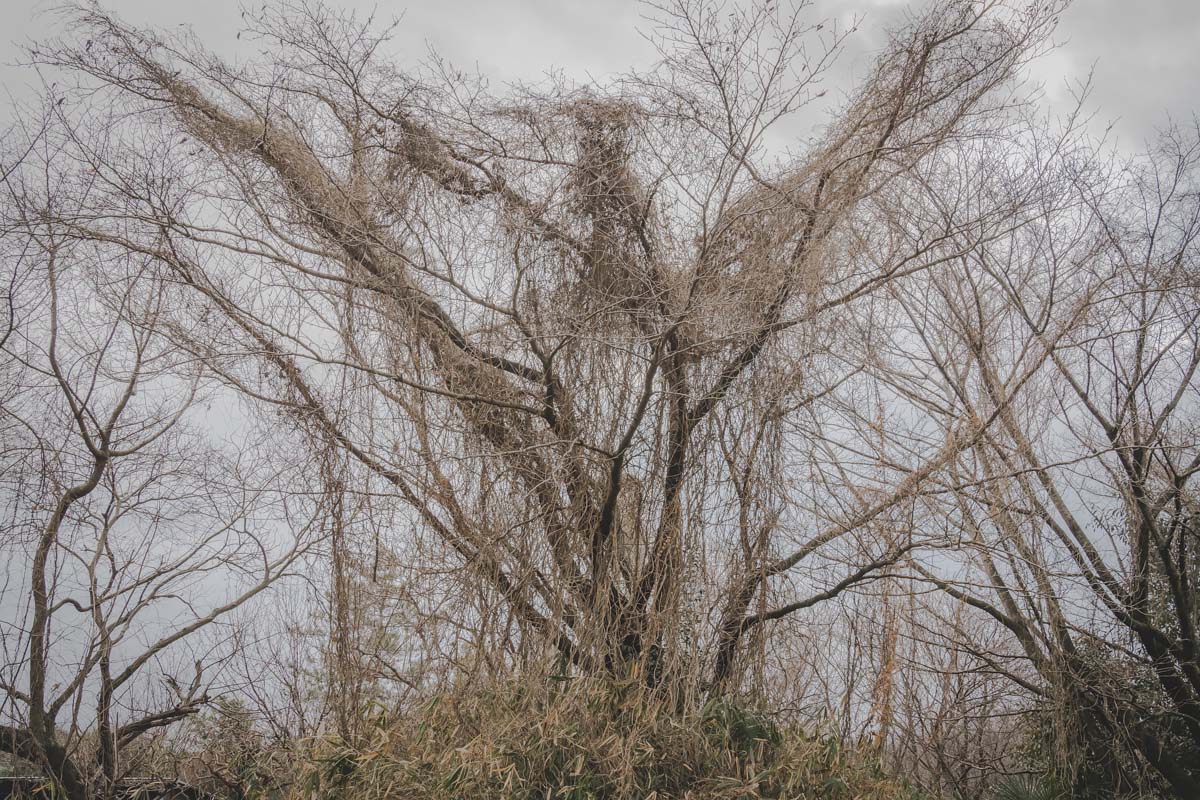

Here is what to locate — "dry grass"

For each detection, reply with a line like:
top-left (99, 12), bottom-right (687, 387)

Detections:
top-left (294, 676), bottom-right (925, 800)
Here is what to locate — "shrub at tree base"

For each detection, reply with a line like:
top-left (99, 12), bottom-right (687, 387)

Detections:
top-left (298, 678), bottom-right (924, 800)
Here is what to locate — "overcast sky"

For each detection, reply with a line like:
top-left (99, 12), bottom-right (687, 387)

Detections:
top-left (0, 0), bottom-right (1196, 719)
top-left (1, 0), bottom-right (1198, 149)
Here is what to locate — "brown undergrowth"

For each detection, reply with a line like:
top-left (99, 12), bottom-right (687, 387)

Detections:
top-left (295, 676), bottom-right (924, 800)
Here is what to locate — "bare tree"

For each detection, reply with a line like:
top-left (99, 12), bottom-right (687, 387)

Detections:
top-left (19, 0), bottom-right (1065, 699)
top-left (0, 115), bottom-right (316, 799)
top-left (892, 120), bottom-right (1200, 795)
top-left (27, 1), bottom-right (1200, 797)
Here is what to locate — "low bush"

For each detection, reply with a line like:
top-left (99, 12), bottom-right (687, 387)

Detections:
top-left (296, 677), bottom-right (924, 800)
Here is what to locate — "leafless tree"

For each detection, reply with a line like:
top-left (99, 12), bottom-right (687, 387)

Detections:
top-left (0, 113), bottom-right (317, 799)
top-left (19, 0), bottom-right (1065, 696)
top-left (889, 119), bottom-right (1200, 795)
top-left (21, 1), bottom-right (1200, 797)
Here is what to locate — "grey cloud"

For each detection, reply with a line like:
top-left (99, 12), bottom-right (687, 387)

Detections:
top-left (1, 0), bottom-right (1197, 147)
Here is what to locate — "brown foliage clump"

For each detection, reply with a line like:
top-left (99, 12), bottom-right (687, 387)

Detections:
top-left (296, 677), bottom-right (920, 800)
